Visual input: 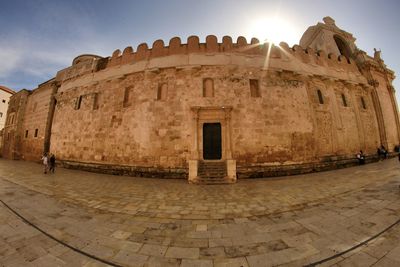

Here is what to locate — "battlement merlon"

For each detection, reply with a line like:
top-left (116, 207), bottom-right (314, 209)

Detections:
top-left (107, 34), bottom-right (362, 67)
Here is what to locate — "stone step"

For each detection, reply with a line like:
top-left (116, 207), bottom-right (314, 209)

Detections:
top-left (198, 180), bottom-right (228, 184)
top-left (198, 167), bottom-right (226, 171)
top-left (197, 178), bottom-right (226, 182)
top-left (198, 174), bottom-right (226, 178)
top-left (198, 170), bottom-right (226, 174)
top-left (199, 163), bottom-right (225, 166)
top-left (196, 161), bottom-right (230, 184)
top-left (198, 171), bottom-right (226, 174)
top-left (198, 170), bottom-right (226, 175)
top-left (198, 172), bottom-right (225, 176)
top-left (198, 176), bottom-right (226, 179)
top-left (199, 161), bottom-right (226, 166)
top-left (195, 179), bottom-right (231, 185)
top-left (199, 163), bottom-right (226, 169)
top-left (197, 176), bottom-right (226, 180)
top-left (199, 168), bottom-right (226, 171)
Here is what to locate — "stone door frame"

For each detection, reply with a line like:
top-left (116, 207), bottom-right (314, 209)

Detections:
top-left (190, 106), bottom-right (233, 161)
top-left (188, 106), bottom-right (236, 183)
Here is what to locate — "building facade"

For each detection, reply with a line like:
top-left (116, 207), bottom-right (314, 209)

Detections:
top-left (0, 85), bottom-right (15, 156)
top-left (0, 85), bottom-right (15, 130)
top-left (2, 17), bottom-right (399, 183)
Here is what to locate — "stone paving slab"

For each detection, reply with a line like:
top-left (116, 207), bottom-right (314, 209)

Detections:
top-left (0, 158), bottom-right (399, 266)
top-left (0, 203), bottom-right (102, 266)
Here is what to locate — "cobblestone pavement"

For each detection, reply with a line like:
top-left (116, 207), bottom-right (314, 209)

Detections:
top-left (0, 158), bottom-right (399, 267)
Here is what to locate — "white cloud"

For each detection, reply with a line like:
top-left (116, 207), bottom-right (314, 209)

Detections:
top-left (0, 46), bottom-right (23, 78)
top-left (0, 26), bottom-right (116, 90)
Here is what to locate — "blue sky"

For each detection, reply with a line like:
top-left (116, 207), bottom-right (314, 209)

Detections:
top-left (0, 0), bottom-right (399, 102)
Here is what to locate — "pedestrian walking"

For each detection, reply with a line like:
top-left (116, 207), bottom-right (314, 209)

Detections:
top-left (41, 153), bottom-right (49, 174)
top-left (49, 153), bottom-right (56, 173)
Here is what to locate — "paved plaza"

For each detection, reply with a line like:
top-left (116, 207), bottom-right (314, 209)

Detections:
top-left (0, 158), bottom-right (400, 266)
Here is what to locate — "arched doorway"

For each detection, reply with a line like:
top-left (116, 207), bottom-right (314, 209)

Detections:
top-left (334, 35), bottom-right (351, 59)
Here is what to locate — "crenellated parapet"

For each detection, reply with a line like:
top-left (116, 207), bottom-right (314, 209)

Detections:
top-left (54, 34), bottom-right (364, 85)
top-left (104, 35), bottom-right (360, 72)
top-left (107, 35), bottom-right (268, 68)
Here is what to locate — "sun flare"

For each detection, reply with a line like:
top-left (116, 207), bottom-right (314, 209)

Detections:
top-left (247, 17), bottom-right (298, 45)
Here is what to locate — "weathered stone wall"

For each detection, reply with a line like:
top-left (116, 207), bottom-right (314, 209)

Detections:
top-left (19, 82), bottom-right (55, 161)
top-left (229, 73), bottom-right (314, 165)
top-left (50, 49), bottom-right (382, 172)
top-left (373, 72), bottom-right (399, 149)
top-left (2, 90), bottom-right (30, 159)
top-left (52, 68), bottom-right (192, 169)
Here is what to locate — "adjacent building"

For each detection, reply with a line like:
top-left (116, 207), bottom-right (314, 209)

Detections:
top-left (0, 85), bottom-right (15, 129)
top-left (0, 85), bottom-right (15, 156)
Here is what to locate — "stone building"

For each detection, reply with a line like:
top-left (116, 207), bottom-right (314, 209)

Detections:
top-left (2, 17), bottom-right (399, 183)
top-left (0, 85), bottom-right (15, 130)
top-left (0, 85), bottom-right (15, 156)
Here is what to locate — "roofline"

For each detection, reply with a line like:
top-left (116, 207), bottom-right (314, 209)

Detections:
top-left (0, 86), bottom-right (16, 95)
top-left (38, 78), bottom-right (56, 88)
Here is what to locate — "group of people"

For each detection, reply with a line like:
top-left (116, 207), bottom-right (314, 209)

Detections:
top-left (377, 145), bottom-right (389, 160)
top-left (357, 145), bottom-right (393, 165)
top-left (41, 153), bottom-right (56, 174)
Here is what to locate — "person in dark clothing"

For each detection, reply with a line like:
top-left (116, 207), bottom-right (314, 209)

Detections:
top-left (381, 145), bottom-right (388, 159)
top-left (377, 146), bottom-right (388, 160)
top-left (49, 154), bottom-right (56, 173)
top-left (395, 145), bottom-right (400, 153)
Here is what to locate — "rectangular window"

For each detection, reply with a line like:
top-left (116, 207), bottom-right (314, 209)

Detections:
top-left (203, 78), bottom-right (214, 97)
top-left (317, 89), bottom-right (324, 104)
top-left (34, 129), bottom-right (38, 137)
top-left (123, 88), bottom-right (130, 107)
top-left (157, 83), bottom-right (168, 100)
top-left (361, 97), bottom-right (367, 109)
top-left (75, 96), bottom-right (83, 110)
top-left (92, 93), bottom-right (99, 110)
top-left (25, 130), bottom-right (28, 138)
top-left (341, 94), bottom-right (347, 107)
top-left (250, 79), bottom-right (260, 97)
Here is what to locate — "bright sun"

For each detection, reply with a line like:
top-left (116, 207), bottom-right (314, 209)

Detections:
top-left (247, 17), bottom-right (298, 45)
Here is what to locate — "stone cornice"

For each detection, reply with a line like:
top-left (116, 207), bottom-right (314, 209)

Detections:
top-left (56, 51), bottom-right (368, 93)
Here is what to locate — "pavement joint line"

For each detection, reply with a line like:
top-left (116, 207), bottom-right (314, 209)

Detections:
top-left (0, 199), bottom-right (124, 267)
top-left (304, 217), bottom-right (400, 267)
